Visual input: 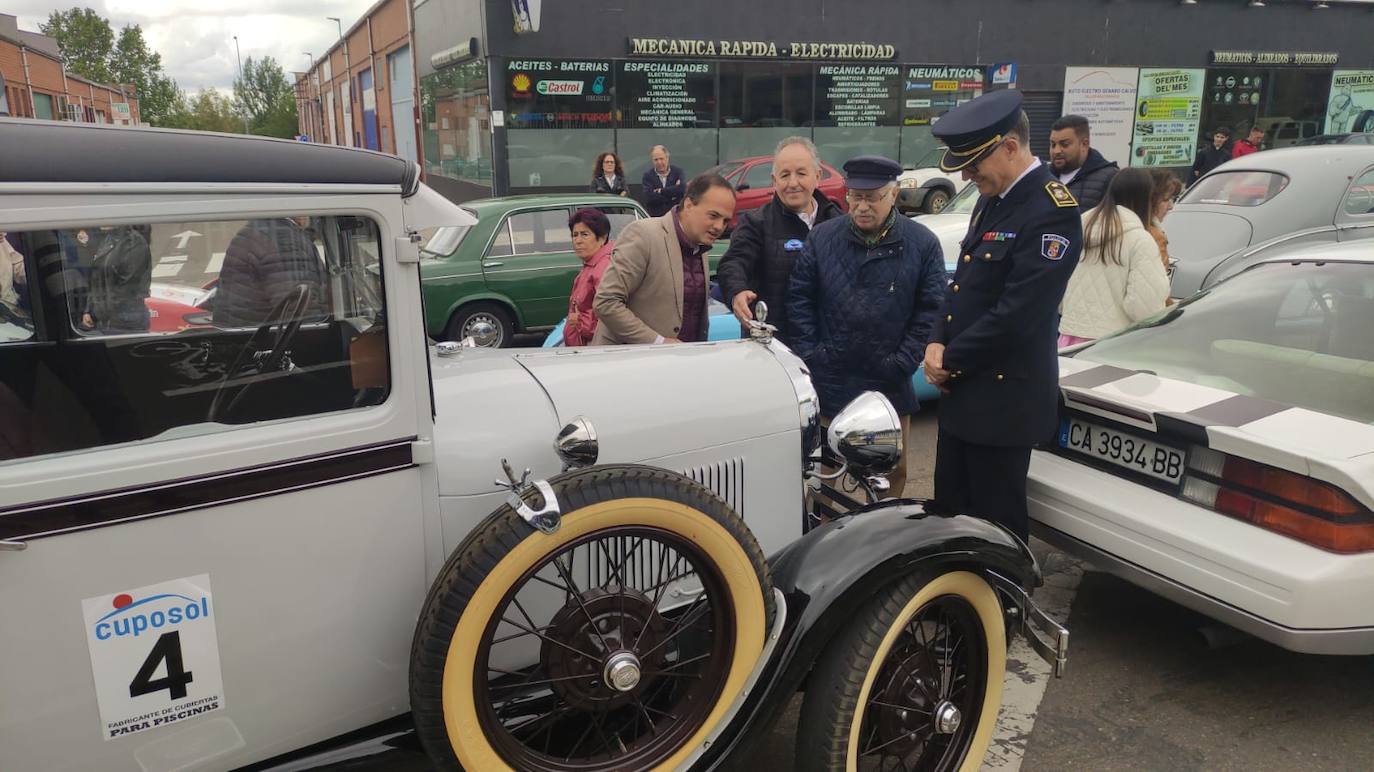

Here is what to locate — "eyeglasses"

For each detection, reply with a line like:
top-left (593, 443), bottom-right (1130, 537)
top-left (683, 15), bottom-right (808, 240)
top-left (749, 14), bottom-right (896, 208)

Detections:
top-left (845, 189), bottom-right (893, 206)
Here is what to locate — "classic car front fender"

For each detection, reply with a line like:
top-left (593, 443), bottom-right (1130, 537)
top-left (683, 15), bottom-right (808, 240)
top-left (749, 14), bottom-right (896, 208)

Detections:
top-left (698, 501), bottom-right (1038, 769)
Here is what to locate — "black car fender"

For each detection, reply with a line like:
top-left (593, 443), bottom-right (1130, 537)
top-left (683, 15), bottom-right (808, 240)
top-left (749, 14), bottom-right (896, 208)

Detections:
top-left (697, 500), bottom-right (1038, 769)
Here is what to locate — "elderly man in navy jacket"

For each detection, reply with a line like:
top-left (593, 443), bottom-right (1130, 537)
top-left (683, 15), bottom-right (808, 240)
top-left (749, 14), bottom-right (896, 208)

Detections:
top-left (925, 90), bottom-right (1082, 542)
top-left (788, 155), bottom-right (948, 498)
top-left (640, 145), bottom-right (686, 217)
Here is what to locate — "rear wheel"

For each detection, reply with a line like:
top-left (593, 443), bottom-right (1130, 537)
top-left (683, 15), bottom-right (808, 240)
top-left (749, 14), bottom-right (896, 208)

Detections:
top-left (410, 465), bottom-right (774, 771)
top-left (445, 302), bottom-right (514, 347)
top-left (797, 570), bottom-right (1005, 772)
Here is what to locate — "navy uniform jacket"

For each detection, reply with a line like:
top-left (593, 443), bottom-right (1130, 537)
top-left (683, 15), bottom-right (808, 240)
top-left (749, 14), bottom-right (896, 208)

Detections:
top-left (929, 163), bottom-right (1082, 446)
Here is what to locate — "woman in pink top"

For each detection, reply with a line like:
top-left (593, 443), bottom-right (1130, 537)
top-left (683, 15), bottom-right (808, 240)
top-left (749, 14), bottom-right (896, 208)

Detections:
top-left (564, 208), bottom-right (614, 346)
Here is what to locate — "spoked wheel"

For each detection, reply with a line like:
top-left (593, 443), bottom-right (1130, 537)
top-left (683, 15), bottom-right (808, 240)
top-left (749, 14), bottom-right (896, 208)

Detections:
top-left (411, 465), bottom-right (774, 771)
top-left (798, 571), bottom-right (1005, 772)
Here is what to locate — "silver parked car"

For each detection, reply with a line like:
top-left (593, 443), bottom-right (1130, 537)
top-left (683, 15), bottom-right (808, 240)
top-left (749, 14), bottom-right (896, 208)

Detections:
top-left (1167, 145), bottom-right (1374, 297)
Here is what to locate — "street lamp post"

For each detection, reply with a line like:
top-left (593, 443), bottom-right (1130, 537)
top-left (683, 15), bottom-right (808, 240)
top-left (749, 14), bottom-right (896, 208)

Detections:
top-left (303, 53), bottom-right (316, 141)
top-left (233, 35), bottom-right (249, 133)
top-left (327, 16), bottom-right (352, 147)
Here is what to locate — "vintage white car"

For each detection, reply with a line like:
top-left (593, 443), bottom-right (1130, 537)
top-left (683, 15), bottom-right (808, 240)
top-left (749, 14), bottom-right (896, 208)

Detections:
top-left (1030, 241), bottom-right (1374, 654)
top-left (1167, 144), bottom-right (1374, 297)
top-left (0, 119), bottom-right (1064, 772)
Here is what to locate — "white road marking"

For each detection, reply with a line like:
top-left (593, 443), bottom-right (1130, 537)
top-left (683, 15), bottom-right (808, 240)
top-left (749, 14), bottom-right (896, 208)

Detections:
top-left (208, 251), bottom-right (226, 274)
top-left (151, 263), bottom-right (184, 278)
top-left (982, 552), bottom-right (1085, 771)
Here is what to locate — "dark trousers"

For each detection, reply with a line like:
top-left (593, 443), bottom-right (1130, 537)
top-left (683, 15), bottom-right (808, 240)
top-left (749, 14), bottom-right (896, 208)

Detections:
top-left (933, 430), bottom-right (1033, 542)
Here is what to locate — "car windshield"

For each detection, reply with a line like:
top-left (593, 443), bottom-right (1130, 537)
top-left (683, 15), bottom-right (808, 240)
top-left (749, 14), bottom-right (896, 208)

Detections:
top-left (1071, 260), bottom-right (1374, 423)
top-left (1180, 171), bottom-right (1290, 207)
top-left (705, 161), bottom-right (745, 181)
top-left (421, 218), bottom-right (474, 258)
top-left (914, 147), bottom-right (946, 169)
top-left (944, 182), bottom-right (979, 215)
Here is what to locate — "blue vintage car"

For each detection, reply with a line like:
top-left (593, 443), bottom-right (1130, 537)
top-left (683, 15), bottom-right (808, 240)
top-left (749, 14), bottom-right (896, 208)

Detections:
top-left (542, 298), bottom-right (943, 401)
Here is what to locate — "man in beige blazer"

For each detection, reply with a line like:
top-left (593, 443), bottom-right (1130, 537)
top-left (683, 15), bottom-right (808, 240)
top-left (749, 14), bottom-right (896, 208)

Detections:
top-left (592, 174), bottom-right (736, 344)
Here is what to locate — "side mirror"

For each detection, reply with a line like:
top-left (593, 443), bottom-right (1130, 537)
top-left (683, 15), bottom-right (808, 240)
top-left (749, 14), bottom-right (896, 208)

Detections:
top-left (827, 391), bottom-right (902, 475)
top-left (555, 416), bottom-right (599, 470)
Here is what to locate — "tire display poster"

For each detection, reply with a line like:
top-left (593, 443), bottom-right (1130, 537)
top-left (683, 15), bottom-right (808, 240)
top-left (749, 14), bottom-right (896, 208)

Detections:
top-left (1326, 71), bottom-right (1374, 135)
top-left (82, 574), bottom-right (225, 740)
top-left (1130, 68), bottom-right (1205, 168)
top-left (1061, 67), bottom-right (1139, 169)
top-left (902, 66), bottom-right (985, 127)
top-left (506, 58), bottom-right (614, 129)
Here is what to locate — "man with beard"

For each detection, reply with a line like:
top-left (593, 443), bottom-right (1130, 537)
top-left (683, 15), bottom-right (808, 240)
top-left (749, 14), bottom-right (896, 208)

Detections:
top-left (718, 136), bottom-right (844, 342)
top-left (593, 174), bottom-right (735, 344)
top-left (1048, 114), bottom-right (1119, 211)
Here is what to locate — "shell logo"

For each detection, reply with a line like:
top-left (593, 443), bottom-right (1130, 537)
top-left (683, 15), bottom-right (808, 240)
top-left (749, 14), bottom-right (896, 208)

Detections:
top-left (512, 73), bottom-right (532, 93)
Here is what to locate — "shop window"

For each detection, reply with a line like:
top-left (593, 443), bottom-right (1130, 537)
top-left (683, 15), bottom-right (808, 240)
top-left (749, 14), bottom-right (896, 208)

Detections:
top-left (420, 58), bottom-right (492, 190)
top-left (0, 216), bottom-right (389, 464)
top-left (618, 129), bottom-right (717, 186)
top-left (719, 62), bottom-right (813, 161)
top-left (508, 129), bottom-right (613, 188)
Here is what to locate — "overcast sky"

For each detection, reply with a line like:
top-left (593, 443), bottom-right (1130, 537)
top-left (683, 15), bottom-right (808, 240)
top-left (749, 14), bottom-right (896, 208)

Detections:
top-left (11, 0), bottom-right (375, 92)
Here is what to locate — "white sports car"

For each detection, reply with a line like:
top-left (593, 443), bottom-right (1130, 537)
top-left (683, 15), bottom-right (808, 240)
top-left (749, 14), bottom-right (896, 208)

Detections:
top-left (1030, 241), bottom-right (1374, 654)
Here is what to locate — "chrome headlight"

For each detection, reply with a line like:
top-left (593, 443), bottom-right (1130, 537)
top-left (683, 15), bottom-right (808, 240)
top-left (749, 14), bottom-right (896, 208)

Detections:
top-left (899, 177), bottom-right (919, 189)
top-left (762, 339), bottom-right (822, 462)
top-left (827, 391), bottom-right (902, 475)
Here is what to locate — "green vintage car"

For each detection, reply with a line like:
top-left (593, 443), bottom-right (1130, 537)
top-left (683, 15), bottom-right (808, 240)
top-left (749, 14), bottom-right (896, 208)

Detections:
top-left (420, 194), bottom-right (729, 346)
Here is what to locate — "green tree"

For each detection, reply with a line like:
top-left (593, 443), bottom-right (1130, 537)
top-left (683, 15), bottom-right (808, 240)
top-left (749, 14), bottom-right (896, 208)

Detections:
top-left (40, 8), bottom-right (114, 83)
top-left (169, 89), bottom-right (243, 134)
top-left (233, 56), bottom-right (299, 138)
top-left (41, 7), bottom-right (185, 127)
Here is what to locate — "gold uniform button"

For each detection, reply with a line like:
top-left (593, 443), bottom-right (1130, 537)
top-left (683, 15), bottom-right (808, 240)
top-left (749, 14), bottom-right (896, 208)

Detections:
top-left (945, 314), bottom-right (953, 323)
top-left (983, 252), bottom-right (993, 260)
top-left (962, 254), bottom-right (971, 263)
top-left (952, 284), bottom-right (960, 292)
top-left (996, 373), bottom-right (1005, 381)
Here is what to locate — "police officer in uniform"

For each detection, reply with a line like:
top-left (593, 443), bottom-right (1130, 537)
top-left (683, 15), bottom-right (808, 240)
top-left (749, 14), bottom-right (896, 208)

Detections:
top-left (924, 90), bottom-right (1082, 542)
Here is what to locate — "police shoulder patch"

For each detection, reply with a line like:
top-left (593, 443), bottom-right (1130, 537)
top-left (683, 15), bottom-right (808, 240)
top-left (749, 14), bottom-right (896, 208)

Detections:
top-left (1045, 180), bottom-right (1078, 208)
top-left (1041, 234), bottom-right (1071, 260)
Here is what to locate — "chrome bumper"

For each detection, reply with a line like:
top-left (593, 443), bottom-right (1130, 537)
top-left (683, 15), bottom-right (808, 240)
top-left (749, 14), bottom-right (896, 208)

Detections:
top-left (989, 571), bottom-right (1070, 677)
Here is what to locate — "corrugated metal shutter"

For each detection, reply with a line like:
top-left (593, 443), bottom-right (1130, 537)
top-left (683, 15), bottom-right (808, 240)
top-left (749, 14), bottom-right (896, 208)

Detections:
top-left (1022, 90), bottom-right (1064, 160)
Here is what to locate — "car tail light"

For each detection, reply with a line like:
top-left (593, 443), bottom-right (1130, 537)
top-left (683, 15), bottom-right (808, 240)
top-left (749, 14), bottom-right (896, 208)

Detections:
top-left (1182, 447), bottom-right (1374, 553)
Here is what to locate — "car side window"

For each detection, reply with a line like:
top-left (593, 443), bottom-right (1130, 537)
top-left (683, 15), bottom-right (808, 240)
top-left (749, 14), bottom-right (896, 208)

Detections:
top-left (1342, 168), bottom-right (1374, 216)
top-left (742, 163), bottom-right (772, 191)
top-left (508, 209), bottom-right (572, 256)
top-left (596, 207), bottom-right (639, 240)
top-left (486, 220), bottom-right (514, 258)
top-left (0, 215), bottom-right (389, 465)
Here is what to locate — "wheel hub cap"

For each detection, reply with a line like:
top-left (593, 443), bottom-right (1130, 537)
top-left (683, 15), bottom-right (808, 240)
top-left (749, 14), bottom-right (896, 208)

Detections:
top-left (604, 651), bottom-right (642, 692)
top-left (934, 700), bottom-right (961, 734)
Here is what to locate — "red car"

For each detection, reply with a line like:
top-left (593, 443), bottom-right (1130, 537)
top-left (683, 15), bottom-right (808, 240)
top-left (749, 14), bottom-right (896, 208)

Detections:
top-left (705, 156), bottom-right (849, 228)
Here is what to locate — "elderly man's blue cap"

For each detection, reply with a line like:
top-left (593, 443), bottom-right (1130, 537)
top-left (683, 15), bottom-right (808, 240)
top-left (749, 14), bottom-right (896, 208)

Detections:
top-left (931, 89), bottom-right (1025, 172)
top-left (842, 155), bottom-right (902, 190)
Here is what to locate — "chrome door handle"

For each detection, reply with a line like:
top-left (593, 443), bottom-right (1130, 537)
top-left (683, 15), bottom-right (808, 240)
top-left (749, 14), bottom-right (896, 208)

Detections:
top-left (0, 540), bottom-right (26, 551)
top-left (483, 261), bottom-right (504, 268)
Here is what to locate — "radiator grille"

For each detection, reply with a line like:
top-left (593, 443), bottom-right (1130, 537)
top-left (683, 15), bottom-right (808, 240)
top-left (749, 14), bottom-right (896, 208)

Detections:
top-left (681, 457), bottom-right (745, 514)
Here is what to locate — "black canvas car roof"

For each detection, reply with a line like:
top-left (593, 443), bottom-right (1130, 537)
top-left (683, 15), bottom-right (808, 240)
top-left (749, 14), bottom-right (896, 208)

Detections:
top-left (0, 118), bottom-right (418, 192)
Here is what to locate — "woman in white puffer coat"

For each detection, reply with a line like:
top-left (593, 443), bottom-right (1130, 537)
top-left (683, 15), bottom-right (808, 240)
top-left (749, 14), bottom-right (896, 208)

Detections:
top-left (1058, 168), bottom-right (1171, 346)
